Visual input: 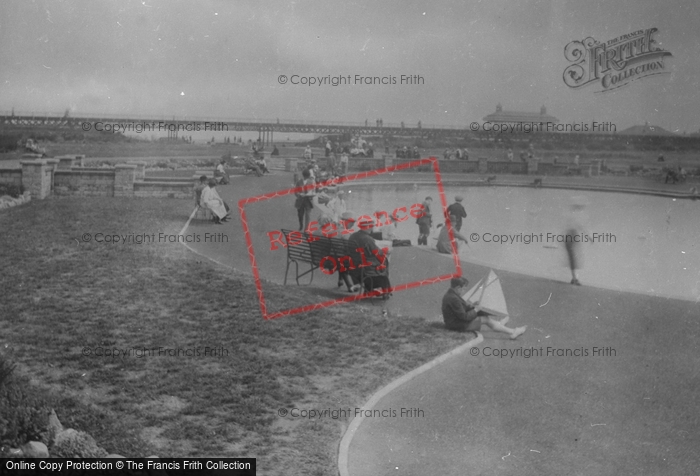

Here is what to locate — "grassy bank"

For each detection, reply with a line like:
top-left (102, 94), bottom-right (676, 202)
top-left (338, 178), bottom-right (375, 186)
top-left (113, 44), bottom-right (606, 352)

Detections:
top-left (0, 196), bottom-right (466, 474)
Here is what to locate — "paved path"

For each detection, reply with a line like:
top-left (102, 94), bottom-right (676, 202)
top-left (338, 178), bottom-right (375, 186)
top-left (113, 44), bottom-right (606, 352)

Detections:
top-left (183, 171), bottom-right (700, 476)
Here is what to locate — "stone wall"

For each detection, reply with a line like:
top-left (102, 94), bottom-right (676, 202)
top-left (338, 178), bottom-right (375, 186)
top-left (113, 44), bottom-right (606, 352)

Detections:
top-left (54, 169), bottom-right (115, 196)
top-left (434, 160), bottom-right (480, 174)
top-left (486, 161), bottom-right (528, 174)
top-left (134, 181), bottom-right (192, 199)
top-left (14, 159), bottom-right (190, 199)
top-left (0, 168), bottom-right (23, 187)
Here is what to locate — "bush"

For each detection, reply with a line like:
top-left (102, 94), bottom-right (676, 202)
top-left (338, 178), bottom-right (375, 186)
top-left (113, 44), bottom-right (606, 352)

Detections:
top-left (0, 354), bottom-right (16, 389)
top-left (0, 133), bottom-right (22, 153)
top-left (51, 430), bottom-right (108, 458)
top-left (0, 183), bottom-right (24, 198)
top-left (0, 356), bottom-right (51, 448)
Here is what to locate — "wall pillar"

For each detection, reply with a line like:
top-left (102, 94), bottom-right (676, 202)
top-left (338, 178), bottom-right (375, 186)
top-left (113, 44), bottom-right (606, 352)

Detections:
top-left (20, 159), bottom-right (54, 199)
top-left (114, 164), bottom-right (137, 197)
top-left (478, 158), bottom-right (488, 174)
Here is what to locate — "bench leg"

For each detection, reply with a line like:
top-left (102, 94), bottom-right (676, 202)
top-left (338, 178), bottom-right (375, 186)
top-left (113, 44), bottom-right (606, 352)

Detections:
top-left (284, 260), bottom-right (292, 286)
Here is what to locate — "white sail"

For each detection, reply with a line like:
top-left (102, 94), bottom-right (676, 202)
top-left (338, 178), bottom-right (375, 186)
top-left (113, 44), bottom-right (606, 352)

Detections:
top-left (462, 270), bottom-right (509, 317)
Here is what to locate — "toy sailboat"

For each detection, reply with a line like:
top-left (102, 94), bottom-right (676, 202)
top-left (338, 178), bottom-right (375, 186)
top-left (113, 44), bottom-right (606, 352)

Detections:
top-left (461, 269), bottom-right (509, 318)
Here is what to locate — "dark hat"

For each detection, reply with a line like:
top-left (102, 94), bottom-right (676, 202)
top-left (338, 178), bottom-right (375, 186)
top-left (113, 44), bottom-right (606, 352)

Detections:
top-left (340, 211), bottom-right (355, 222)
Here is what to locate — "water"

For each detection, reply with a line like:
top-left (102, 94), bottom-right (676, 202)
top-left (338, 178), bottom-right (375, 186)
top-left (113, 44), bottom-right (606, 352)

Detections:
top-left (344, 183), bottom-right (700, 302)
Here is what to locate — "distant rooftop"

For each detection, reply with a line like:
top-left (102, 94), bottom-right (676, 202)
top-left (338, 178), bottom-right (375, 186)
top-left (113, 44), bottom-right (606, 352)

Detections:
top-left (618, 122), bottom-right (677, 136)
top-left (482, 103), bottom-right (559, 124)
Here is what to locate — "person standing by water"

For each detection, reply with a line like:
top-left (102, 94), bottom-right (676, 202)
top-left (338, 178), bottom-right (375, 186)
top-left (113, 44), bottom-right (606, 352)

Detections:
top-left (294, 169), bottom-right (315, 231)
top-left (339, 152), bottom-right (349, 175)
top-left (416, 196), bottom-right (433, 245)
top-left (446, 196), bottom-right (467, 232)
top-left (565, 196), bottom-right (590, 285)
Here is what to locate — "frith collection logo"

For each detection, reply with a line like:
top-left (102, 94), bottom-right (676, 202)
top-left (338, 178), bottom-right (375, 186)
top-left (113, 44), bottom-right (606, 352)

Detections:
top-left (563, 28), bottom-right (672, 93)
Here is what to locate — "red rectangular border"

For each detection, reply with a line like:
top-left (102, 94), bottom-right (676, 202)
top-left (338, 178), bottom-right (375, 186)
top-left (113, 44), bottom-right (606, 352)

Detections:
top-left (238, 157), bottom-right (462, 319)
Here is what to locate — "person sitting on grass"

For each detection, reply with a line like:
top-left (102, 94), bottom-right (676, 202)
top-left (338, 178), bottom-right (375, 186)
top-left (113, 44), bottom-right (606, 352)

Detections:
top-left (442, 277), bottom-right (526, 339)
top-left (245, 157), bottom-right (263, 177)
top-left (255, 156), bottom-right (270, 174)
top-left (214, 159), bottom-right (230, 184)
top-left (200, 179), bottom-right (229, 225)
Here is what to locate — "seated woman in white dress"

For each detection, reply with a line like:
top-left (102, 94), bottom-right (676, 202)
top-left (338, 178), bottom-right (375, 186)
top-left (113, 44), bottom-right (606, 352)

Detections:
top-left (200, 179), bottom-right (229, 224)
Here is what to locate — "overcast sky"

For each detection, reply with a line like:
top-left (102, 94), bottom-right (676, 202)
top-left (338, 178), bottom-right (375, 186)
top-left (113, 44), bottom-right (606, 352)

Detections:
top-left (1, 0), bottom-right (698, 133)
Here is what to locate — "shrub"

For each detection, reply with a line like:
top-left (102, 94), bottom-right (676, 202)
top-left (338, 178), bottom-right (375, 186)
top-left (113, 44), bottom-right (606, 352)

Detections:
top-left (0, 354), bottom-right (16, 389)
top-left (0, 134), bottom-right (22, 153)
top-left (0, 183), bottom-right (24, 198)
top-left (0, 357), bottom-right (51, 448)
top-left (51, 430), bottom-right (108, 458)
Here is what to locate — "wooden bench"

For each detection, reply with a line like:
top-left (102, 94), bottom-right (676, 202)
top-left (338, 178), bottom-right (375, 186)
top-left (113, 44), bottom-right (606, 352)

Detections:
top-left (280, 229), bottom-right (355, 286)
top-left (605, 165), bottom-right (629, 176)
top-left (281, 229), bottom-right (321, 285)
top-left (280, 229), bottom-right (390, 298)
top-left (192, 170), bottom-right (223, 184)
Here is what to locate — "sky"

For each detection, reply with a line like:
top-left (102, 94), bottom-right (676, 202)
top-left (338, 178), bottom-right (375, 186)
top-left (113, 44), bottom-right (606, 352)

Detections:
top-left (1, 0), bottom-right (699, 133)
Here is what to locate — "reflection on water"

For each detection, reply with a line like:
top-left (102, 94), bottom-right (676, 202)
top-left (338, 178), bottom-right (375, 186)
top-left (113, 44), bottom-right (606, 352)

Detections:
top-left (346, 184), bottom-right (700, 301)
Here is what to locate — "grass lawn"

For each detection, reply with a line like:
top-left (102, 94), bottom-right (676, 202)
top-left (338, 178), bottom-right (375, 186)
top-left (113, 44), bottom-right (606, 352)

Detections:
top-left (0, 195), bottom-right (468, 474)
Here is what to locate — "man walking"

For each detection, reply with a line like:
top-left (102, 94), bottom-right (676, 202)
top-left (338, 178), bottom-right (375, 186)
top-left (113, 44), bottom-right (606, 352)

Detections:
top-left (446, 196), bottom-right (467, 232)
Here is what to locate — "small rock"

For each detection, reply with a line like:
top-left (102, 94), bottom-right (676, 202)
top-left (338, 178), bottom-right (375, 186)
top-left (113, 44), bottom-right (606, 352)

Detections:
top-left (105, 454), bottom-right (126, 458)
top-left (4, 448), bottom-right (23, 458)
top-left (147, 455), bottom-right (159, 459)
top-left (47, 409), bottom-right (64, 446)
top-left (21, 441), bottom-right (49, 458)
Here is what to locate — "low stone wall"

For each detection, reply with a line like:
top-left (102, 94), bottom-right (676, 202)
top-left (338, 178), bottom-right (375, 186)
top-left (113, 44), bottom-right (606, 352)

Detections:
top-left (0, 168), bottom-right (23, 187)
top-left (134, 181), bottom-right (191, 199)
top-left (54, 169), bottom-right (115, 196)
top-left (54, 155), bottom-right (85, 169)
top-left (486, 161), bottom-right (528, 174)
top-left (12, 159), bottom-right (189, 199)
top-left (538, 162), bottom-right (571, 175)
top-left (347, 157), bottom-right (385, 171)
top-left (436, 160), bottom-right (480, 174)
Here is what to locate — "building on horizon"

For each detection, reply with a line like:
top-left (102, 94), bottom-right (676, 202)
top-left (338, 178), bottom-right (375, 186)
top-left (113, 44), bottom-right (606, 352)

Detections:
top-left (618, 121), bottom-right (676, 136)
top-left (482, 103), bottom-right (559, 125)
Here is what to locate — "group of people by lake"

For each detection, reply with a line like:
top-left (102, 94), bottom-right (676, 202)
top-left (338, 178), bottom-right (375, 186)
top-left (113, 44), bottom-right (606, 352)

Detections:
top-left (292, 166), bottom-right (393, 295)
